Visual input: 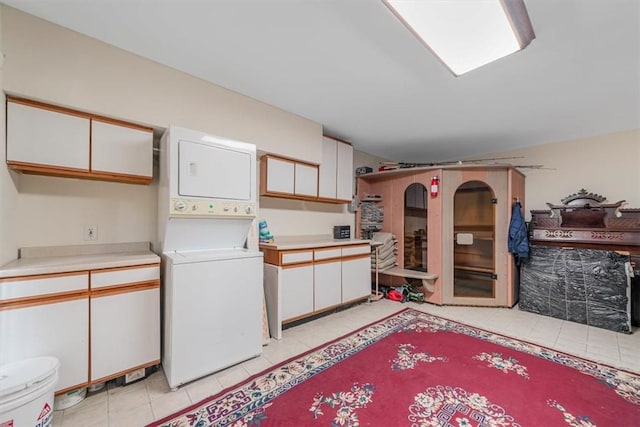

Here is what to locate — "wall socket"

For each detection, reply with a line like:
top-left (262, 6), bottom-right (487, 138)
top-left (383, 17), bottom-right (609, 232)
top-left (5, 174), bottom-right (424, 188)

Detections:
top-left (84, 224), bottom-right (98, 241)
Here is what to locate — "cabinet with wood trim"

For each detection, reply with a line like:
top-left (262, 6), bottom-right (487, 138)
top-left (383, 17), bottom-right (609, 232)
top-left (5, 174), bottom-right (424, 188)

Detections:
top-left (6, 97), bottom-right (153, 185)
top-left (89, 264), bottom-right (160, 384)
top-left (261, 240), bottom-right (371, 339)
top-left (260, 154), bottom-right (319, 200)
top-left (0, 272), bottom-right (89, 394)
top-left (318, 136), bottom-right (354, 202)
top-left (0, 262), bottom-right (160, 394)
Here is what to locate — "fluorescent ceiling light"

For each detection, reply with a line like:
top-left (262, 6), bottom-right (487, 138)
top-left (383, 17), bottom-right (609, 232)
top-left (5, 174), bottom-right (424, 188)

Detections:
top-left (383, 0), bottom-right (535, 76)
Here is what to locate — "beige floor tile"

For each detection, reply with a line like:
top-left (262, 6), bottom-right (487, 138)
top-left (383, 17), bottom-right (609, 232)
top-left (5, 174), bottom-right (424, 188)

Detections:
top-left (59, 399), bottom-right (108, 427)
top-left (150, 388), bottom-right (191, 420)
top-left (109, 402), bottom-right (154, 427)
top-left (108, 386), bottom-right (150, 413)
top-left (185, 371), bottom-right (224, 404)
top-left (214, 364), bottom-right (251, 389)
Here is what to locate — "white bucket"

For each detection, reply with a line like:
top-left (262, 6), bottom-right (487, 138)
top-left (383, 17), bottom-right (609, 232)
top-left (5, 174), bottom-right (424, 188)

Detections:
top-left (0, 357), bottom-right (59, 427)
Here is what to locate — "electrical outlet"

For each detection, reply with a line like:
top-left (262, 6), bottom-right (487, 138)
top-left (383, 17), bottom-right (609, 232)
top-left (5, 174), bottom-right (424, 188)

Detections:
top-left (84, 224), bottom-right (98, 241)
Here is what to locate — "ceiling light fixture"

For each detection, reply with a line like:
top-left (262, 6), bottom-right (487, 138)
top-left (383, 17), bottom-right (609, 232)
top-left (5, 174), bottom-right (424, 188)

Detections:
top-left (383, 0), bottom-right (535, 76)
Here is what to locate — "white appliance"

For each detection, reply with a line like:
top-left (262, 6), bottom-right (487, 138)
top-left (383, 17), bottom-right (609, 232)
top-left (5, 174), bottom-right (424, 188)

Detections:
top-left (158, 126), bottom-right (263, 390)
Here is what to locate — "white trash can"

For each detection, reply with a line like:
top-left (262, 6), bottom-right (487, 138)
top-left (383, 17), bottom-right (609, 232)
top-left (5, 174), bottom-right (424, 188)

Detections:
top-left (0, 357), bottom-right (59, 427)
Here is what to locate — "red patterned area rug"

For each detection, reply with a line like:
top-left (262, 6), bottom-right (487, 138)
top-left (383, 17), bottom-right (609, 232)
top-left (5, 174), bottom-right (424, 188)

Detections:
top-left (149, 308), bottom-right (639, 427)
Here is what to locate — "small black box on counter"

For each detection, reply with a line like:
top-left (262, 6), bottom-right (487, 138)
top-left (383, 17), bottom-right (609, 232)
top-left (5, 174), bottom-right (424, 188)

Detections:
top-left (355, 166), bottom-right (373, 175)
top-left (333, 225), bottom-right (351, 239)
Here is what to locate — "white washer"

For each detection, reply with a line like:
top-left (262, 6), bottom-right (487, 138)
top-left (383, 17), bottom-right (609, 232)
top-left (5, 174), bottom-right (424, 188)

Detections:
top-left (162, 249), bottom-right (263, 389)
top-left (158, 126), bottom-right (263, 389)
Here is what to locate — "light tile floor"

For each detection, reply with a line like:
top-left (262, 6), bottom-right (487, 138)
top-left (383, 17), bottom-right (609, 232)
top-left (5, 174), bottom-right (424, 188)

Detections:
top-left (52, 300), bottom-right (640, 426)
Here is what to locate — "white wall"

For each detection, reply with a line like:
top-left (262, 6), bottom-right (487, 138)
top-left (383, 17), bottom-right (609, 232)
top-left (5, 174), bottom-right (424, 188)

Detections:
top-left (475, 128), bottom-right (640, 219)
top-left (0, 7), bottom-right (21, 265)
top-left (0, 6), bottom-right (325, 261)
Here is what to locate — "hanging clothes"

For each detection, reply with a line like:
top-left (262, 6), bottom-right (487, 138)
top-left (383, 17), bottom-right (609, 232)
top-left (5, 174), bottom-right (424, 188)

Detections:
top-left (508, 201), bottom-right (530, 265)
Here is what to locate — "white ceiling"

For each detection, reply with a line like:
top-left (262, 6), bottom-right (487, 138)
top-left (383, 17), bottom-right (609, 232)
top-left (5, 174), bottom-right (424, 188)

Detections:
top-left (2, 0), bottom-right (639, 162)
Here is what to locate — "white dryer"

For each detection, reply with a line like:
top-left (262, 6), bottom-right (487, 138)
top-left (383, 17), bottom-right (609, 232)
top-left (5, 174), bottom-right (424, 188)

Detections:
top-left (158, 126), bottom-right (263, 390)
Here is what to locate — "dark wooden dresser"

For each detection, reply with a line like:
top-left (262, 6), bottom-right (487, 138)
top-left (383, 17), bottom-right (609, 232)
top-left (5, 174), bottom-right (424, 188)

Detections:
top-left (520, 189), bottom-right (639, 333)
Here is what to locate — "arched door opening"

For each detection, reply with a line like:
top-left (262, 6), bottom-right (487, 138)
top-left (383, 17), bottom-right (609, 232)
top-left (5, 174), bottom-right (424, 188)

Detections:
top-left (404, 183), bottom-right (428, 272)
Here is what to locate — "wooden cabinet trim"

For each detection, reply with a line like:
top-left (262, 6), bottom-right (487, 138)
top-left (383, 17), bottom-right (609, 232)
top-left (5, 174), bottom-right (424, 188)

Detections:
top-left (322, 134), bottom-right (353, 146)
top-left (7, 162), bottom-right (152, 184)
top-left (341, 253), bottom-right (371, 262)
top-left (8, 161), bottom-right (90, 174)
top-left (281, 261), bottom-right (314, 270)
top-left (7, 97), bottom-right (152, 132)
top-left (0, 291), bottom-right (88, 310)
top-left (90, 281), bottom-right (159, 297)
top-left (91, 116), bottom-right (153, 133)
top-left (8, 96), bottom-right (91, 119)
top-left (89, 263), bottom-right (160, 274)
top-left (89, 360), bottom-right (159, 386)
top-left (262, 154), bottom-right (317, 168)
top-left (0, 270), bottom-right (88, 283)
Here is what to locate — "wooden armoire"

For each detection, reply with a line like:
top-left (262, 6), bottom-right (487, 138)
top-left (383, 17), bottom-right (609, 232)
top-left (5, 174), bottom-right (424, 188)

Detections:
top-left (356, 165), bottom-right (525, 306)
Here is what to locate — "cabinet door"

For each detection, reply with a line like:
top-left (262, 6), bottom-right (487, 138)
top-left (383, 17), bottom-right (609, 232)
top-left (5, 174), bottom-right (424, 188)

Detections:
top-left (294, 163), bottom-right (318, 197)
top-left (341, 256), bottom-right (371, 302)
top-left (266, 157), bottom-right (295, 194)
top-left (336, 142), bottom-right (354, 201)
top-left (280, 265), bottom-right (314, 320)
top-left (7, 100), bottom-right (90, 170)
top-left (0, 298), bottom-right (89, 392)
top-left (314, 261), bottom-right (342, 311)
top-left (91, 287), bottom-right (160, 381)
top-left (91, 119), bottom-right (153, 178)
top-left (318, 137), bottom-right (337, 199)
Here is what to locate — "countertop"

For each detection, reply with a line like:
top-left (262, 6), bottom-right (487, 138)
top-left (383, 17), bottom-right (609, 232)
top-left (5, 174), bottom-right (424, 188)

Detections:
top-left (0, 242), bottom-right (160, 278)
top-left (259, 234), bottom-right (370, 251)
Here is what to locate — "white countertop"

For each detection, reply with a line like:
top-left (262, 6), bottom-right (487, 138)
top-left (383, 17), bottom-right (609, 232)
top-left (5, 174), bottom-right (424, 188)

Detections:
top-left (259, 234), bottom-right (370, 250)
top-left (0, 242), bottom-right (160, 278)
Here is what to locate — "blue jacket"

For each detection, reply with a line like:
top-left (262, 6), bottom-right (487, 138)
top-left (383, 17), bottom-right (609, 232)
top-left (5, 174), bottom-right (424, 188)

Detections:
top-left (508, 202), bottom-right (529, 264)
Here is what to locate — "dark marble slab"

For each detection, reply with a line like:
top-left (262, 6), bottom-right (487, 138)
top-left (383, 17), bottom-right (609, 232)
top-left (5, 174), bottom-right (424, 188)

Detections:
top-left (520, 246), bottom-right (631, 333)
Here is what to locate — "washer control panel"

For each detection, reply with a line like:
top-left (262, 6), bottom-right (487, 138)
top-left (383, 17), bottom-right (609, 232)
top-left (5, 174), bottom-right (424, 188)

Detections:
top-left (170, 198), bottom-right (255, 218)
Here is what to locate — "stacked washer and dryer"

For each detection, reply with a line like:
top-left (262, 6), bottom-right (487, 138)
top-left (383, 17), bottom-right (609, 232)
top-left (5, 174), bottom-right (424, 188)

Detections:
top-left (157, 126), bottom-right (263, 390)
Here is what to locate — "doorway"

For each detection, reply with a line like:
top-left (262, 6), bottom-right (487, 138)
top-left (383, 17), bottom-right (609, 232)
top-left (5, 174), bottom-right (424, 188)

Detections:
top-left (404, 183), bottom-right (428, 272)
top-left (452, 180), bottom-right (496, 298)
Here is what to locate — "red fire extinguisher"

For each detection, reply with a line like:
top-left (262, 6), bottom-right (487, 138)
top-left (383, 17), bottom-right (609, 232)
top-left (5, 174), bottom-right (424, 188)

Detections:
top-left (430, 176), bottom-right (439, 197)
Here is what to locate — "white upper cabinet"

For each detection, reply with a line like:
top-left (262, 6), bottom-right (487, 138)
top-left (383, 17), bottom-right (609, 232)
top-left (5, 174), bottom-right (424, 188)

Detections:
top-left (318, 136), bottom-right (354, 202)
top-left (6, 97), bottom-right (153, 185)
top-left (264, 156), bottom-right (295, 194)
top-left (91, 119), bottom-right (153, 178)
top-left (260, 155), bottom-right (319, 200)
top-left (294, 162), bottom-right (318, 197)
top-left (7, 99), bottom-right (90, 171)
top-left (318, 137), bottom-right (338, 199)
top-left (336, 140), bottom-right (354, 201)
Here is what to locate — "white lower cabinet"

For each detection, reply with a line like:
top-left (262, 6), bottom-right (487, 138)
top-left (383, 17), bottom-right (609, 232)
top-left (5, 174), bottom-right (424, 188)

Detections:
top-left (314, 260), bottom-right (342, 311)
top-left (262, 242), bottom-right (370, 340)
top-left (90, 287), bottom-right (160, 381)
top-left (0, 297), bottom-right (89, 392)
top-left (0, 271), bottom-right (89, 393)
top-left (342, 257), bottom-right (371, 303)
top-left (89, 264), bottom-right (160, 383)
top-left (0, 262), bottom-right (160, 394)
top-left (280, 265), bottom-right (314, 320)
